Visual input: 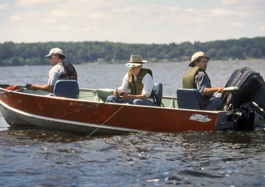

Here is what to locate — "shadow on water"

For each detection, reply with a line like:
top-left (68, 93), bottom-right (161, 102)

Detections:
top-left (1, 125), bottom-right (264, 144)
top-left (0, 126), bottom-right (113, 144)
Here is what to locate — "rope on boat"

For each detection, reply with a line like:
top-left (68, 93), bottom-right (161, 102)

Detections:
top-left (87, 104), bottom-right (125, 137)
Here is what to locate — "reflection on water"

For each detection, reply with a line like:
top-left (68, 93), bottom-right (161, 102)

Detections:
top-left (0, 60), bottom-right (265, 186)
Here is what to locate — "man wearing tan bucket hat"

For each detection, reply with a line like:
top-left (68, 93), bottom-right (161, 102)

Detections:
top-left (106, 55), bottom-right (155, 106)
top-left (182, 51), bottom-right (224, 110)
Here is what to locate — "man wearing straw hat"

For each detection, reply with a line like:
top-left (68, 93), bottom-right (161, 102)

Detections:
top-left (182, 51), bottom-right (224, 110)
top-left (106, 55), bottom-right (155, 106)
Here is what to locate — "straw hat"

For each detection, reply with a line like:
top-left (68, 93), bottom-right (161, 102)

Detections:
top-left (126, 55), bottom-right (147, 68)
top-left (189, 51), bottom-right (211, 67)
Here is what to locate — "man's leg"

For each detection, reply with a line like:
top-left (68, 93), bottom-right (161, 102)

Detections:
top-left (106, 95), bottom-right (118, 102)
top-left (106, 95), bottom-right (134, 104)
top-left (133, 99), bottom-right (154, 106)
top-left (203, 93), bottom-right (223, 110)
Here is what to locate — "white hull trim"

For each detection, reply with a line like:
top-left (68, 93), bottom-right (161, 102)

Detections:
top-left (0, 101), bottom-right (149, 135)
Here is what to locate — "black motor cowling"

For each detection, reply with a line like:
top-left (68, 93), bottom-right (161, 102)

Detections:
top-left (222, 67), bottom-right (265, 130)
top-left (222, 67), bottom-right (265, 109)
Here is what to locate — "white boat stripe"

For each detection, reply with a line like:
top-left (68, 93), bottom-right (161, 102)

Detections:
top-left (0, 100), bottom-right (149, 133)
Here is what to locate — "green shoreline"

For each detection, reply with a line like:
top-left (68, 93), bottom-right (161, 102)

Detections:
top-left (1, 36), bottom-right (264, 66)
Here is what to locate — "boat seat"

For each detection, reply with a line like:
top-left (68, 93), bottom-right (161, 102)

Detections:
top-left (154, 83), bottom-right (163, 106)
top-left (177, 88), bottom-right (205, 110)
top-left (53, 80), bottom-right (79, 99)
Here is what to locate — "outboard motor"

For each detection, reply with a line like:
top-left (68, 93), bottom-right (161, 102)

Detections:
top-left (222, 67), bottom-right (265, 130)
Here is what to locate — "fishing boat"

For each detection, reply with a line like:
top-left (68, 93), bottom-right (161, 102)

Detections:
top-left (0, 67), bottom-right (264, 135)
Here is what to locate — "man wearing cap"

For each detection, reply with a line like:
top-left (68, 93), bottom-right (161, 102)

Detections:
top-left (29, 48), bottom-right (77, 94)
top-left (106, 55), bottom-right (155, 106)
top-left (182, 51), bottom-right (224, 110)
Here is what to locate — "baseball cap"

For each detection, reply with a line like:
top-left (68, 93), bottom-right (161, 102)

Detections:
top-left (45, 48), bottom-right (65, 58)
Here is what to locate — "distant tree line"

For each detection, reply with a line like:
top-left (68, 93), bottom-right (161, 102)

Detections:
top-left (0, 37), bottom-right (264, 66)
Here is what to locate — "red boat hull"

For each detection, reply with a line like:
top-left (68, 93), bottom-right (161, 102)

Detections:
top-left (0, 88), bottom-right (230, 135)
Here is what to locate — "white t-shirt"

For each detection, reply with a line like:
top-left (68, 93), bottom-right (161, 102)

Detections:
top-left (47, 63), bottom-right (66, 86)
top-left (118, 73), bottom-right (154, 102)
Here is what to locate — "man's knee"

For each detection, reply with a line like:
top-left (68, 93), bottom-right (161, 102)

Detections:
top-left (133, 99), bottom-right (154, 106)
top-left (106, 95), bottom-right (117, 103)
top-left (204, 97), bottom-right (223, 110)
top-left (133, 99), bottom-right (144, 105)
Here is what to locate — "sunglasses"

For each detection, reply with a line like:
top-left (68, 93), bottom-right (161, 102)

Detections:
top-left (49, 55), bottom-right (55, 60)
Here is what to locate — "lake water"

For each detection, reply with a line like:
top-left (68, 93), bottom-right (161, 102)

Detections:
top-left (0, 60), bottom-right (265, 186)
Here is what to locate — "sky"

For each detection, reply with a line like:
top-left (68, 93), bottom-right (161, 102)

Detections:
top-left (0, 0), bottom-right (264, 44)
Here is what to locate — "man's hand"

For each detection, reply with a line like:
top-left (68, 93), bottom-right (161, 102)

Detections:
top-left (29, 83), bottom-right (39, 91)
top-left (216, 87), bottom-right (224, 93)
top-left (28, 84), bottom-right (53, 92)
top-left (204, 87), bottom-right (224, 95)
top-left (119, 92), bottom-right (128, 100)
top-left (113, 89), bottom-right (120, 97)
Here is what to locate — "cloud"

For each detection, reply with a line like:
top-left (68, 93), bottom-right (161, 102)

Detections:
top-left (9, 11), bottom-right (42, 22)
top-left (230, 22), bottom-right (246, 27)
top-left (16, 0), bottom-right (61, 7)
top-left (82, 26), bottom-right (100, 32)
top-left (50, 25), bottom-right (74, 31)
top-left (112, 6), bottom-right (133, 13)
top-left (221, 0), bottom-right (264, 5)
top-left (86, 12), bottom-right (114, 21)
top-left (167, 6), bottom-right (179, 11)
top-left (221, 0), bottom-right (240, 5)
top-left (211, 8), bottom-right (235, 16)
top-left (0, 3), bottom-right (9, 10)
top-left (185, 8), bottom-right (195, 12)
top-left (136, 31), bottom-right (161, 39)
top-left (259, 25), bottom-right (265, 31)
top-left (3, 0), bottom-right (264, 44)
top-left (9, 14), bottom-right (23, 21)
top-left (60, 0), bottom-right (114, 12)
top-left (18, 29), bottom-right (38, 34)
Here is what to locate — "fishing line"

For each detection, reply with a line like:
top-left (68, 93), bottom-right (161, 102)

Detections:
top-left (32, 102), bottom-right (125, 137)
top-left (16, 85), bottom-right (126, 137)
top-left (32, 103), bottom-right (104, 130)
top-left (87, 104), bottom-right (125, 137)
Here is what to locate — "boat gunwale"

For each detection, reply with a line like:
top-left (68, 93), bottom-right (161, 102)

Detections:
top-left (0, 86), bottom-right (222, 114)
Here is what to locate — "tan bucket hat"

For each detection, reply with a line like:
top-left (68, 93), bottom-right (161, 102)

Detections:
top-left (126, 55), bottom-right (147, 68)
top-left (189, 51), bottom-right (211, 67)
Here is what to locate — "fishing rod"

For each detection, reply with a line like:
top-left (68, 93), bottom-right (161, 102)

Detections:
top-left (18, 82), bottom-right (31, 92)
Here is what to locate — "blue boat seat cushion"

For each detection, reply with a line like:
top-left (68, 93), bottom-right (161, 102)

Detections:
top-left (53, 80), bottom-right (79, 99)
top-left (177, 89), bottom-right (204, 109)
